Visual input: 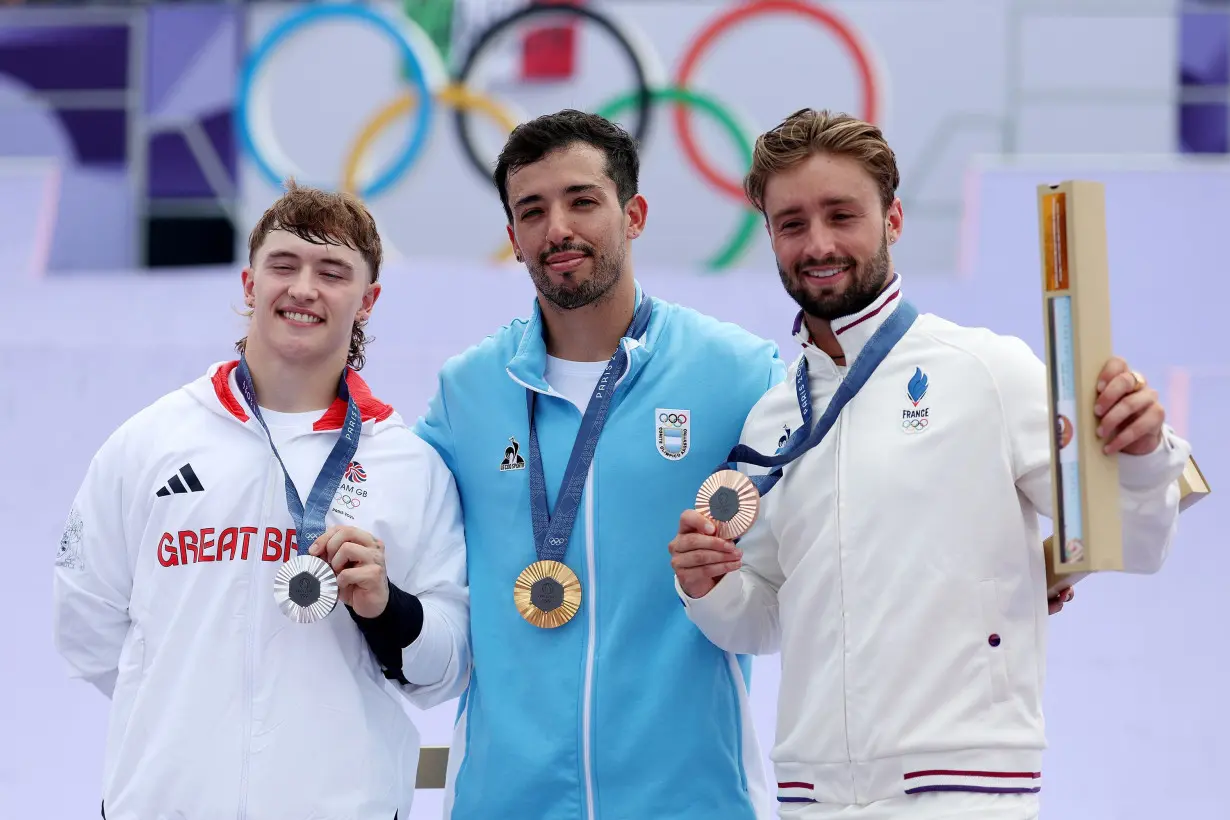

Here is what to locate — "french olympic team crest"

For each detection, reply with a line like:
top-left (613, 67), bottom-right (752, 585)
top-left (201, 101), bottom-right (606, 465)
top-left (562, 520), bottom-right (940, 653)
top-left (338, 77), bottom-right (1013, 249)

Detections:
top-left (655, 408), bottom-right (691, 460)
top-left (902, 367), bottom-right (931, 435)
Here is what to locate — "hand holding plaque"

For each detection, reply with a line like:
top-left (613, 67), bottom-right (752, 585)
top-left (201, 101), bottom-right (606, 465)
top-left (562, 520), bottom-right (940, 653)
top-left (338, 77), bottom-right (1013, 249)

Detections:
top-left (669, 508), bottom-right (743, 599)
top-left (1091, 359), bottom-right (1164, 456)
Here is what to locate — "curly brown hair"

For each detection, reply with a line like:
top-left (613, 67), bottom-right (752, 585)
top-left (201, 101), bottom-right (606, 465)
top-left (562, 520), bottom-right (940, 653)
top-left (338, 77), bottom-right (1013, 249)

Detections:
top-left (236, 180), bottom-right (383, 370)
top-left (743, 108), bottom-right (900, 216)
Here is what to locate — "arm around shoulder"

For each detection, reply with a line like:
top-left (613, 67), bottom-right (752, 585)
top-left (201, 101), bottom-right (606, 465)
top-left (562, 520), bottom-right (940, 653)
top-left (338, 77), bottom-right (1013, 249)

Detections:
top-left (53, 429), bottom-right (136, 698)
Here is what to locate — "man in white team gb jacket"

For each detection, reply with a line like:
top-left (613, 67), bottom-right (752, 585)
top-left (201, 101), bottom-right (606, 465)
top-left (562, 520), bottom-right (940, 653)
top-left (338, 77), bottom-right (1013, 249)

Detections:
top-left (669, 109), bottom-right (1192, 820)
top-left (53, 183), bottom-right (470, 820)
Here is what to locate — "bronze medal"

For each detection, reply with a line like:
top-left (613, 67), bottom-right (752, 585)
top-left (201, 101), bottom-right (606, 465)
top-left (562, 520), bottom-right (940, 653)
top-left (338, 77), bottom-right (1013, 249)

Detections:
top-left (514, 560), bottom-right (582, 628)
top-left (695, 469), bottom-right (761, 540)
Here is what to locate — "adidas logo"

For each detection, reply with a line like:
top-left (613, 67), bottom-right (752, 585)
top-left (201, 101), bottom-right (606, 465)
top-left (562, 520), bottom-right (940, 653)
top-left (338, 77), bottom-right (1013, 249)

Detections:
top-left (155, 463), bottom-right (205, 497)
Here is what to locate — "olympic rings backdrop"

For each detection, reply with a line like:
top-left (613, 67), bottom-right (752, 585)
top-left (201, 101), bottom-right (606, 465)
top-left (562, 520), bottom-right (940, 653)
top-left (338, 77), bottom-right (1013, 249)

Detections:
top-left (234, 0), bottom-right (887, 271)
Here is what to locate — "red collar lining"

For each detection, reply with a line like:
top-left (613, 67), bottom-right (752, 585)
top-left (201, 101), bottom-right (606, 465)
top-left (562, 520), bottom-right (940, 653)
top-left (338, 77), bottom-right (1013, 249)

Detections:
top-left (211, 360), bottom-right (394, 431)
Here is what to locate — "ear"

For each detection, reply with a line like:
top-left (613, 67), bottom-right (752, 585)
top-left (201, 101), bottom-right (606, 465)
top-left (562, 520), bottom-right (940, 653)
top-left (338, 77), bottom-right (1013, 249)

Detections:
top-left (886, 197), bottom-right (904, 244)
top-left (241, 267), bottom-right (255, 307)
top-left (358, 282), bottom-right (382, 322)
top-left (506, 224), bottom-right (523, 263)
top-left (624, 193), bottom-right (648, 240)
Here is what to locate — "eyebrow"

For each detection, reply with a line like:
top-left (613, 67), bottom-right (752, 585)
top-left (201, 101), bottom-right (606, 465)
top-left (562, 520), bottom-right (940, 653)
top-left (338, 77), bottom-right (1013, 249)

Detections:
top-left (265, 249), bottom-right (354, 272)
top-left (513, 183), bottom-right (602, 210)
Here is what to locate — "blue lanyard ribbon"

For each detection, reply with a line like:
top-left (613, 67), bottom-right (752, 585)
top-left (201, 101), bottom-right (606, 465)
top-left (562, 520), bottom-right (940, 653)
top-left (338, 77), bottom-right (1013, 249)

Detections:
top-left (235, 356), bottom-right (363, 553)
top-left (718, 299), bottom-right (919, 496)
top-left (526, 293), bottom-right (653, 564)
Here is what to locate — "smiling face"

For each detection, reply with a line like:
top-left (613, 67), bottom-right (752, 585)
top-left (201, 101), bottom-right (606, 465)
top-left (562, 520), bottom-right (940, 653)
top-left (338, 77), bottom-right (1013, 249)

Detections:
top-left (241, 230), bottom-right (379, 369)
top-left (762, 151), bottom-right (902, 321)
top-left (504, 142), bottom-right (646, 311)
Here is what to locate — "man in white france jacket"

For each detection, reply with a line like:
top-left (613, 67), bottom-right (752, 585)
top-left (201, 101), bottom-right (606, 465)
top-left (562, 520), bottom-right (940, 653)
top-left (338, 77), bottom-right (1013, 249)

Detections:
top-left (669, 109), bottom-right (1192, 819)
top-left (53, 183), bottom-right (470, 820)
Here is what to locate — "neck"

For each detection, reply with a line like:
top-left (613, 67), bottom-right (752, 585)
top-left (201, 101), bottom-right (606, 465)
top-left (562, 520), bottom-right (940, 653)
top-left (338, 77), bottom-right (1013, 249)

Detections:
top-left (803, 315), bottom-right (846, 364)
top-left (540, 272), bottom-right (637, 362)
top-left (242, 343), bottom-right (345, 413)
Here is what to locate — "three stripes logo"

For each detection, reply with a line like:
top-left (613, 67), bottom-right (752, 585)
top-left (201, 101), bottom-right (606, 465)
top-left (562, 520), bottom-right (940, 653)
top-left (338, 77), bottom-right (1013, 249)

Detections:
top-left (155, 464), bottom-right (205, 498)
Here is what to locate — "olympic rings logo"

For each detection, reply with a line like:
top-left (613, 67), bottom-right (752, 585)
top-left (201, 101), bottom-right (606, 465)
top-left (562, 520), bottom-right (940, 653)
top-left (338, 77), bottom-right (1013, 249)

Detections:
top-left (902, 418), bottom-right (929, 432)
top-left (337, 495), bottom-right (362, 508)
top-left (234, 0), bottom-right (882, 270)
top-left (658, 412), bottom-right (688, 427)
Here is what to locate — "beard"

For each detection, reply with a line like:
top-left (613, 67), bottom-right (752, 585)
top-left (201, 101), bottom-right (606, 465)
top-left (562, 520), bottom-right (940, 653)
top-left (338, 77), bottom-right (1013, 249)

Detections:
top-left (778, 230), bottom-right (892, 321)
top-left (526, 238), bottom-right (625, 311)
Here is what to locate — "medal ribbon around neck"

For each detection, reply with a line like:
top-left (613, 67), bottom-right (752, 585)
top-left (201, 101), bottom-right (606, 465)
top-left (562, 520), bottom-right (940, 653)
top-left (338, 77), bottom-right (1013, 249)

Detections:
top-left (696, 299), bottom-right (918, 539)
top-left (515, 293), bottom-right (653, 628)
top-left (236, 355), bottom-right (363, 622)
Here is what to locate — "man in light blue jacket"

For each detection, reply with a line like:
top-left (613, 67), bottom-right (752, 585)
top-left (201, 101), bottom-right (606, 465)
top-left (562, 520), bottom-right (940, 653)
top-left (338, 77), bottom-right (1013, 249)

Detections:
top-left (413, 109), bottom-right (785, 819)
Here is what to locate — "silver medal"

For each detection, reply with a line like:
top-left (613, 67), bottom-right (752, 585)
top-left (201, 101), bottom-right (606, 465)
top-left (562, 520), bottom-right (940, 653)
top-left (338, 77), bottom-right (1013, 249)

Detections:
top-left (273, 554), bottom-right (339, 623)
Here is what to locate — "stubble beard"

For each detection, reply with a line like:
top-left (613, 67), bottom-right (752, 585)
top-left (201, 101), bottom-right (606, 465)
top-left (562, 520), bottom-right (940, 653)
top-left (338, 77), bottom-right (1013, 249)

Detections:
top-left (778, 229), bottom-right (892, 321)
top-left (528, 239), bottom-right (626, 311)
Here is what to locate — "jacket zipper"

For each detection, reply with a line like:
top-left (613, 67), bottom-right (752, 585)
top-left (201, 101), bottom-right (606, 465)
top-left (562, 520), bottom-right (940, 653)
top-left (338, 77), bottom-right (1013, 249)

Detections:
top-left (508, 339), bottom-right (638, 820)
top-left (582, 462), bottom-right (597, 820)
top-left (582, 342), bottom-right (633, 820)
top-left (237, 456), bottom-right (278, 819)
top-left (831, 373), bottom-right (856, 784)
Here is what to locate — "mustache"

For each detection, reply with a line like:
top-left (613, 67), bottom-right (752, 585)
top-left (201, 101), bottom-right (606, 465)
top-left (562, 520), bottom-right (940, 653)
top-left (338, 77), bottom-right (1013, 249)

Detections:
top-left (539, 240), bottom-right (595, 264)
top-left (793, 255), bottom-right (857, 275)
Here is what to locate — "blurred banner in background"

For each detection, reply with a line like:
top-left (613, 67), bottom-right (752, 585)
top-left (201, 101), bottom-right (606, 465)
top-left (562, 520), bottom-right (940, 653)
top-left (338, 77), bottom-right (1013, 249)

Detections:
top-left (0, 0), bottom-right (1225, 275)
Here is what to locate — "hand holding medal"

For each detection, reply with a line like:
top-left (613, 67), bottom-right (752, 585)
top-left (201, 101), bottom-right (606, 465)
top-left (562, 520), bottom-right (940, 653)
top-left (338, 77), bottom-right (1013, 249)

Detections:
top-left (669, 509), bottom-right (744, 599)
top-left (308, 525), bottom-right (390, 619)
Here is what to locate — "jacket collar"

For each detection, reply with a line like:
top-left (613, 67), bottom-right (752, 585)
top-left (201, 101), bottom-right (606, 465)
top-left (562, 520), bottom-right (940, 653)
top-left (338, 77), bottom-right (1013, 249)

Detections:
top-left (793, 273), bottom-right (904, 367)
top-left (209, 360), bottom-right (393, 432)
top-left (506, 279), bottom-right (655, 394)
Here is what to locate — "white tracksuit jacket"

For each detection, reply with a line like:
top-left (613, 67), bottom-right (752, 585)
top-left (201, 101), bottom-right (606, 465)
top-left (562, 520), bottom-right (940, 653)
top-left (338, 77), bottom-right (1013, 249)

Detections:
top-left (681, 278), bottom-right (1191, 813)
top-left (53, 361), bottom-right (471, 820)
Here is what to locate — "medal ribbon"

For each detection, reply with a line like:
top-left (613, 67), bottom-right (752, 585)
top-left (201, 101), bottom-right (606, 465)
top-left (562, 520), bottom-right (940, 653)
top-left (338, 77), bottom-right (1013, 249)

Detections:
top-left (717, 299), bottom-right (919, 496)
top-left (526, 293), bottom-right (653, 564)
top-left (235, 356), bottom-right (363, 552)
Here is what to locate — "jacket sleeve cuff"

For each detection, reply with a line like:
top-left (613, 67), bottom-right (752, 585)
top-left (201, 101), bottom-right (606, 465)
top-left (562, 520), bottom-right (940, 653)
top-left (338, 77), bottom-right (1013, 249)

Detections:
top-left (1117, 425), bottom-right (1191, 491)
top-left (348, 580), bottom-right (424, 685)
top-left (675, 571), bottom-right (745, 616)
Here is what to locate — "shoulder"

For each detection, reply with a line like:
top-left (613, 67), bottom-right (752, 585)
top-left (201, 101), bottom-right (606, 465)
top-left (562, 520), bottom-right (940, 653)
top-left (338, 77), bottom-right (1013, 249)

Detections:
top-left (910, 313), bottom-right (1044, 393)
top-left (436, 316), bottom-right (531, 385)
top-left (367, 416), bottom-right (454, 479)
top-left (654, 298), bottom-right (781, 363)
top-left (105, 386), bottom-right (200, 455)
top-left (740, 353), bottom-right (803, 434)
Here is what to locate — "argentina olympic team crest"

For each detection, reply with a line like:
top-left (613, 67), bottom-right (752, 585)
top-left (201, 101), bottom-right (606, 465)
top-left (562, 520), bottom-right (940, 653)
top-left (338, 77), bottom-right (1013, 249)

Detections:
top-left (902, 367), bottom-right (931, 435)
top-left (655, 408), bottom-right (691, 460)
top-left (331, 460), bottom-right (369, 521)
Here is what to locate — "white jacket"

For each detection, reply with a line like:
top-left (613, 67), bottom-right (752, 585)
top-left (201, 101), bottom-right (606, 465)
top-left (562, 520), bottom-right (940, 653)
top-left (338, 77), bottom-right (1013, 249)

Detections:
top-left (53, 361), bottom-right (471, 820)
top-left (681, 277), bottom-right (1190, 808)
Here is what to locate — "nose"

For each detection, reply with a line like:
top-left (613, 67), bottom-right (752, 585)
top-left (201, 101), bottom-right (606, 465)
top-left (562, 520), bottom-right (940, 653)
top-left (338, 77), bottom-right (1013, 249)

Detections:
top-left (544, 206), bottom-right (573, 247)
top-left (287, 267), bottom-right (318, 302)
top-left (803, 221), bottom-right (840, 260)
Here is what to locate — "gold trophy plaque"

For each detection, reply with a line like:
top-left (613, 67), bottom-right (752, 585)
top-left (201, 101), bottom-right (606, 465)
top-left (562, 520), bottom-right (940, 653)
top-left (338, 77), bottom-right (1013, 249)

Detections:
top-left (1038, 180), bottom-right (1209, 598)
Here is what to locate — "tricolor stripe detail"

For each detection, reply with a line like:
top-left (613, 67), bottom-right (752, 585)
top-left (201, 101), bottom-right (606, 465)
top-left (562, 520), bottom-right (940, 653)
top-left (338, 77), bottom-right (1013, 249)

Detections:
top-left (903, 769), bottom-right (1041, 795)
top-left (834, 283), bottom-right (901, 335)
top-left (776, 781), bottom-right (817, 804)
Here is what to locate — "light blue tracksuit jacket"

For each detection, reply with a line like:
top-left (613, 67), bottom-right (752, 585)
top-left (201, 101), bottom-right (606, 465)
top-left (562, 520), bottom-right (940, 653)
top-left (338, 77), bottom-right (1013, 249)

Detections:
top-left (414, 283), bottom-right (786, 820)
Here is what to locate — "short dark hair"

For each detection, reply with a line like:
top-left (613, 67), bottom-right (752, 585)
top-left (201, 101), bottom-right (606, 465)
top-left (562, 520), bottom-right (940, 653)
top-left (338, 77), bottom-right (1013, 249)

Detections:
top-left (493, 109), bottom-right (639, 224)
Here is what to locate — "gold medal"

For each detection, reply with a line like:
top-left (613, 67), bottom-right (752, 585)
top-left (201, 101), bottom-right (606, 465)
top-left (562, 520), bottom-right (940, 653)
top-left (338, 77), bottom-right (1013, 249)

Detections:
top-left (514, 560), bottom-right (582, 628)
top-left (695, 470), bottom-right (761, 540)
